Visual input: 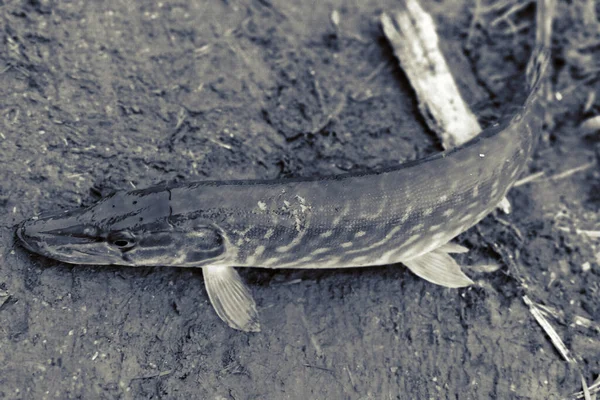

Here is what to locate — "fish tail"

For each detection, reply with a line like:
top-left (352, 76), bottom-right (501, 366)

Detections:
top-left (526, 0), bottom-right (556, 90)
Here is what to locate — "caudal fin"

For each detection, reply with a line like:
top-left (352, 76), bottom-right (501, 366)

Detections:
top-left (525, 0), bottom-right (556, 90)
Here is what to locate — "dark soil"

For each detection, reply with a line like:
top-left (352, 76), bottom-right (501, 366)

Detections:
top-left (1, 0), bottom-right (599, 399)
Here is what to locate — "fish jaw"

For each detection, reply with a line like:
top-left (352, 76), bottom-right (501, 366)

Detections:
top-left (16, 209), bottom-right (125, 265)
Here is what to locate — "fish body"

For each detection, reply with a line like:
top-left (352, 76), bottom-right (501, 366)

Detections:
top-left (17, 7), bottom-right (553, 332)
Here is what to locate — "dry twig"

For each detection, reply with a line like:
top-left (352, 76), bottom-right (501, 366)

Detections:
top-left (381, 0), bottom-right (481, 149)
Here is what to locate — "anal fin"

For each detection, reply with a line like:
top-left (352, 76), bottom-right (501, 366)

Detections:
top-left (436, 242), bottom-right (469, 254)
top-left (202, 266), bottom-right (261, 332)
top-left (402, 247), bottom-right (474, 288)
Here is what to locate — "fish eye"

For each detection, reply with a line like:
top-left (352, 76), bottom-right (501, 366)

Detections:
top-left (108, 231), bottom-right (136, 250)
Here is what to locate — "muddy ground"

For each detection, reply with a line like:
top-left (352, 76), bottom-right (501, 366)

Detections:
top-left (1, 0), bottom-right (599, 399)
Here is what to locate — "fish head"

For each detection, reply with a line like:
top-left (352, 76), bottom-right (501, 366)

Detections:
top-left (17, 189), bottom-right (227, 267)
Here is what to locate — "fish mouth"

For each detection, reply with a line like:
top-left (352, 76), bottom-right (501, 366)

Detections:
top-left (17, 210), bottom-right (82, 251)
top-left (15, 208), bottom-right (118, 264)
top-left (16, 220), bottom-right (122, 265)
top-left (16, 219), bottom-right (57, 256)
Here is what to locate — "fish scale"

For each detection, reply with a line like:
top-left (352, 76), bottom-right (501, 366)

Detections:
top-left (17, 3), bottom-right (553, 332)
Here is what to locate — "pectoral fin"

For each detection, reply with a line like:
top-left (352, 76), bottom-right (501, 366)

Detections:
top-left (403, 247), bottom-right (474, 288)
top-left (202, 266), bottom-right (261, 332)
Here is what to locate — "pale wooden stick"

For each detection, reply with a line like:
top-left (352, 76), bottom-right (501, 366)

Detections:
top-left (381, 0), bottom-right (512, 212)
top-left (380, 0), bottom-right (481, 149)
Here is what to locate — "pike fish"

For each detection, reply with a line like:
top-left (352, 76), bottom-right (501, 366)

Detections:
top-left (17, 6), bottom-right (553, 332)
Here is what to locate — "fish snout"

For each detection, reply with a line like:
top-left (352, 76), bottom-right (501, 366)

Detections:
top-left (16, 220), bottom-right (44, 253)
top-left (16, 208), bottom-right (92, 255)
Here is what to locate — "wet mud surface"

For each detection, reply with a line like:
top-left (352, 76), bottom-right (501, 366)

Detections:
top-left (1, 0), bottom-right (599, 399)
